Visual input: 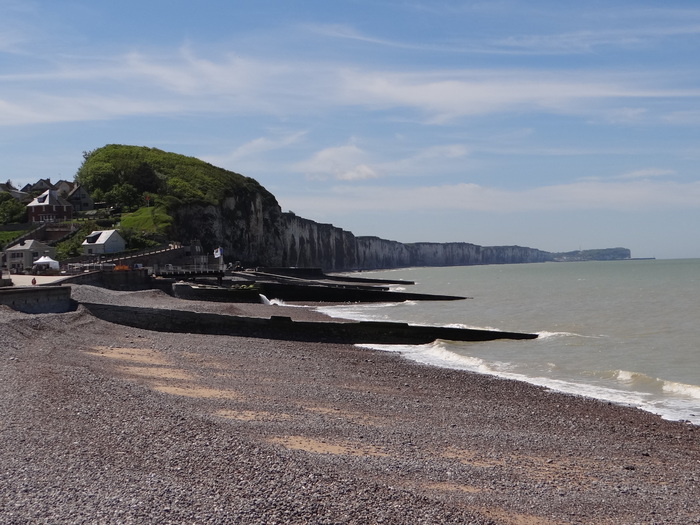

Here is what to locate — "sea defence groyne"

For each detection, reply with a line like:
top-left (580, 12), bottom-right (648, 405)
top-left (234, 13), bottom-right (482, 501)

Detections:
top-left (81, 303), bottom-right (538, 344)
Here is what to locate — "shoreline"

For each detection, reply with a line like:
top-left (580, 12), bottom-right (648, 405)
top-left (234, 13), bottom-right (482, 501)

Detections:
top-left (2, 287), bottom-right (700, 523)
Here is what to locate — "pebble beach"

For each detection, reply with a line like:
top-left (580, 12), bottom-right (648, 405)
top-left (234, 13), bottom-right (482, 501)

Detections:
top-left (2, 285), bottom-right (699, 524)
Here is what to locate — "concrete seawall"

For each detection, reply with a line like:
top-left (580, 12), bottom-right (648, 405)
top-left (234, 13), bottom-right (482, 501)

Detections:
top-left (0, 286), bottom-right (73, 314)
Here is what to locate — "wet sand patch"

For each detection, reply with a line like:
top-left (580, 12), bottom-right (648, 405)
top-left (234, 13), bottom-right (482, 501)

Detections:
top-left (214, 408), bottom-right (293, 422)
top-left (477, 507), bottom-right (567, 525)
top-left (151, 383), bottom-right (243, 400)
top-left (305, 405), bottom-right (384, 427)
top-left (421, 481), bottom-right (482, 494)
top-left (440, 448), bottom-right (506, 468)
top-left (87, 346), bottom-right (169, 366)
top-left (268, 435), bottom-right (389, 457)
top-left (117, 366), bottom-right (194, 381)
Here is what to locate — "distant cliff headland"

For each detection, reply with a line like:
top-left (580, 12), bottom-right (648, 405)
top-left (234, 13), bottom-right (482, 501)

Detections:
top-left (76, 145), bottom-right (631, 271)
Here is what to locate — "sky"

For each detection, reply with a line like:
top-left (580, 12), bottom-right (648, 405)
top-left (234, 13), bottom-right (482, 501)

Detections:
top-left (2, 1), bottom-right (700, 259)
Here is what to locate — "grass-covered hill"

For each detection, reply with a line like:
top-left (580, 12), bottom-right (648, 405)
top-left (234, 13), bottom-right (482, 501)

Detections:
top-left (77, 144), bottom-right (278, 215)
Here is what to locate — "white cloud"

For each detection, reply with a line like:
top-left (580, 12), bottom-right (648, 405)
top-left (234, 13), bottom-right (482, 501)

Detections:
top-left (283, 179), bottom-right (700, 215)
top-left (295, 143), bottom-right (379, 181)
top-left (617, 168), bottom-right (676, 180)
top-left (663, 110), bottom-right (700, 125)
top-left (205, 131), bottom-right (307, 166)
top-left (335, 164), bottom-right (377, 181)
top-left (373, 143), bottom-right (471, 178)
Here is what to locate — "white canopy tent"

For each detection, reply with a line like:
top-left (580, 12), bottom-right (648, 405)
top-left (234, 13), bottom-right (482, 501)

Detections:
top-left (33, 255), bottom-right (60, 270)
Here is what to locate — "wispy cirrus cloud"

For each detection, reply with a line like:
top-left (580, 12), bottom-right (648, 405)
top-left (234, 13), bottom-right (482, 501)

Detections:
top-left (309, 6), bottom-right (700, 56)
top-left (617, 168), bottom-right (676, 180)
top-left (1, 41), bottom-right (698, 128)
top-left (337, 68), bottom-right (700, 123)
top-left (203, 131), bottom-right (307, 169)
top-left (492, 23), bottom-right (700, 54)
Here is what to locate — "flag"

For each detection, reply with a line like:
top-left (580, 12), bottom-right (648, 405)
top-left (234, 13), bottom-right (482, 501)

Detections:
top-left (213, 247), bottom-right (222, 258)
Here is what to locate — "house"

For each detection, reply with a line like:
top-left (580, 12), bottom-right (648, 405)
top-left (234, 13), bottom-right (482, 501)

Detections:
top-left (82, 230), bottom-right (126, 255)
top-left (0, 183), bottom-right (29, 203)
top-left (27, 189), bottom-right (73, 223)
top-left (66, 184), bottom-right (94, 212)
top-left (21, 178), bottom-right (53, 195)
top-left (3, 239), bottom-right (56, 273)
top-left (52, 179), bottom-right (75, 197)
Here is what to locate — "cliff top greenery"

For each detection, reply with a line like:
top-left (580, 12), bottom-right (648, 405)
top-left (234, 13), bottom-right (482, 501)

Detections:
top-left (76, 144), bottom-right (278, 211)
top-left (552, 247), bottom-right (631, 261)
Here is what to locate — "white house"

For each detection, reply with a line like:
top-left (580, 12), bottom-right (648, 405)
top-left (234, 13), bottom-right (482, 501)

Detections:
top-left (3, 239), bottom-right (56, 273)
top-left (82, 230), bottom-right (126, 255)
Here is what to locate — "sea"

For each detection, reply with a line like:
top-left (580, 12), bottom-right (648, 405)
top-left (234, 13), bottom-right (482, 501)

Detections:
top-left (315, 259), bottom-right (700, 425)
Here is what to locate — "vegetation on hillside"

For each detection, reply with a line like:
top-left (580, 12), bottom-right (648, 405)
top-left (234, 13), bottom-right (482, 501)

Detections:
top-left (120, 205), bottom-right (173, 234)
top-left (0, 192), bottom-right (27, 225)
top-left (0, 229), bottom-right (30, 251)
top-left (73, 144), bottom-right (279, 246)
top-left (54, 221), bottom-right (100, 260)
top-left (76, 144), bottom-right (277, 212)
top-left (552, 248), bottom-right (631, 261)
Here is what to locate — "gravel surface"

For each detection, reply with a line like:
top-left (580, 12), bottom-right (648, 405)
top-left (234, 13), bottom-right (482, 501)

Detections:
top-left (1, 285), bottom-right (699, 524)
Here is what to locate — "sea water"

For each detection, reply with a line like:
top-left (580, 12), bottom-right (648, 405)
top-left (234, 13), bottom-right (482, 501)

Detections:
top-left (316, 259), bottom-right (700, 425)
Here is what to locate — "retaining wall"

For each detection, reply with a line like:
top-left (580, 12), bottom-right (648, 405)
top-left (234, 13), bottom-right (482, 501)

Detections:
top-left (59, 269), bottom-right (151, 290)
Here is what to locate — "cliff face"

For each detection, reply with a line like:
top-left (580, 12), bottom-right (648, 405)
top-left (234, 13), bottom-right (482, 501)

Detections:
top-left (172, 199), bottom-right (552, 270)
top-left (355, 237), bottom-right (552, 269)
top-left (77, 145), bottom-right (625, 270)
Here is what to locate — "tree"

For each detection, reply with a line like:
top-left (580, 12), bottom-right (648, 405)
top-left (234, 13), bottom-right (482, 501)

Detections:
top-left (104, 183), bottom-right (140, 211)
top-left (0, 193), bottom-right (26, 224)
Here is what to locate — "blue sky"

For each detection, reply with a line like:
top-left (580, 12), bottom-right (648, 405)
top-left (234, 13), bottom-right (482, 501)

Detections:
top-left (2, 1), bottom-right (700, 259)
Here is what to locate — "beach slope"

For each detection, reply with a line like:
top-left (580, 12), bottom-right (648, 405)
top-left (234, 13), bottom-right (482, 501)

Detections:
top-left (1, 287), bottom-right (699, 524)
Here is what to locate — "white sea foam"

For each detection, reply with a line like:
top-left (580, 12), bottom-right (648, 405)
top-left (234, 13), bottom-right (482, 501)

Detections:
top-left (615, 370), bottom-right (655, 384)
top-left (359, 341), bottom-right (498, 375)
top-left (536, 330), bottom-right (586, 339)
top-left (444, 322), bottom-right (501, 331)
top-left (316, 302), bottom-right (403, 321)
top-left (357, 340), bottom-right (700, 425)
top-left (662, 381), bottom-right (700, 400)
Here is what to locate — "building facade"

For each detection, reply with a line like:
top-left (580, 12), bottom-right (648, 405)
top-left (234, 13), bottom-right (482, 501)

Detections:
top-left (27, 190), bottom-right (73, 223)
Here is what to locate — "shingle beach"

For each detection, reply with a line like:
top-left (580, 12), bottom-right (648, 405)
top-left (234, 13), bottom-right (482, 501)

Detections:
top-left (2, 285), bottom-right (699, 524)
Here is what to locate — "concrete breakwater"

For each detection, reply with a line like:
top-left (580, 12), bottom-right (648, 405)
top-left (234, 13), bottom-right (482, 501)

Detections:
top-left (81, 302), bottom-right (538, 344)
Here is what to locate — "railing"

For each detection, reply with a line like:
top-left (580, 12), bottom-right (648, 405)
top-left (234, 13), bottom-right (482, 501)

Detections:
top-left (153, 263), bottom-right (225, 275)
top-left (99, 242), bottom-right (183, 264)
